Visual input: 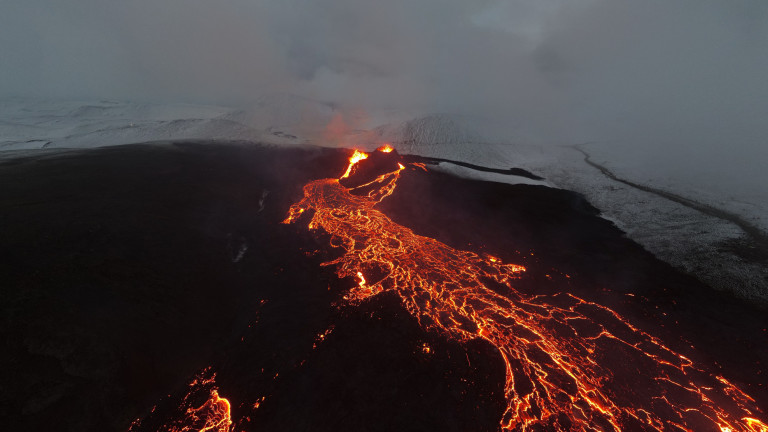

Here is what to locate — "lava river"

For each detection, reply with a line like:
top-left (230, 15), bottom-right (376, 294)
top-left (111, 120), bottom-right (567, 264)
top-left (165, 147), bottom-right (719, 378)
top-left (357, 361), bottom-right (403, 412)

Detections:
top-left (281, 147), bottom-right (767, 432)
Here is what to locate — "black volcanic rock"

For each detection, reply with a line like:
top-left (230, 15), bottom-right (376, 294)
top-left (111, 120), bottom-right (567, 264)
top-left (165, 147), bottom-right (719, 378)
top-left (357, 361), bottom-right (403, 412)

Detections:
top-left (1, 142), bottom-right (766, 431)
top-left (0, 142), bottom-right (345, 431)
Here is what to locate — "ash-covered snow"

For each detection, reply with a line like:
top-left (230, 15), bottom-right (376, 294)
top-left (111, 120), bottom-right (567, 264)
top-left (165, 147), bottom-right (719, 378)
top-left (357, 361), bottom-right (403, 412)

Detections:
top-left (1, 96), bottom-right (766, 300)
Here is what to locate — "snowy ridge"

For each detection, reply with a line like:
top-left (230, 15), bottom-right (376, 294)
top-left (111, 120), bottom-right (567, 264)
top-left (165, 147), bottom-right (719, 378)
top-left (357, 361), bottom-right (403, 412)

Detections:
top-left (218, 93), bottom-right (336, 135)
top-left (1, 96), bottom-right (766, 300)
top-left (0, 97), bottom-right (328, 151)
top-left (374, 114), bottom-right (482, 149)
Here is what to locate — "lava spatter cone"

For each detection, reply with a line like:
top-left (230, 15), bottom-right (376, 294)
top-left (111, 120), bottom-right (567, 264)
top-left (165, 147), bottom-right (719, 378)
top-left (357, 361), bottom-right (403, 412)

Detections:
top-left (339, 146), bottom-right (403, 189)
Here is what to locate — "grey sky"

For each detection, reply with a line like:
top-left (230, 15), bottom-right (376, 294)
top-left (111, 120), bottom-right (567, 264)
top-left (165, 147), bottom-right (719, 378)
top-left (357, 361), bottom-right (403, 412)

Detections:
top-left (1, 0), bottom-right (767, 151)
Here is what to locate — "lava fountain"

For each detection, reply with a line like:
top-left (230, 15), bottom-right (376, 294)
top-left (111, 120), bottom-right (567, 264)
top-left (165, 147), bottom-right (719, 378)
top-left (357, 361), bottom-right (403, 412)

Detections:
top-left (283, 147), bottom-right (767, 431)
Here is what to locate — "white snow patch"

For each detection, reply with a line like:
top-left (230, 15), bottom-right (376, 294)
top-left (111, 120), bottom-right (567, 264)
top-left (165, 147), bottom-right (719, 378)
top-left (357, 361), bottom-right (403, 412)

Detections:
top-left (429, 162), bottom-right (552, 188)
top-left (0, 96), bottom-right (334, 150)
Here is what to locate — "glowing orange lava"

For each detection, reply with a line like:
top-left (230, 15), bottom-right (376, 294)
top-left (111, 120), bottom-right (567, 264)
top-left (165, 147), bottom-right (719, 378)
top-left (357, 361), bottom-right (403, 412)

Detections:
top-left (131, 368), bottom-right (233, 432)
top-left (177, 389), bottom-right (232, 432)
top-left (284, 148), bottom-right (768, 431)
top-left (340, 149), bottom-right (369, 179)
top-left (378, 144), bottom-right (394, 153)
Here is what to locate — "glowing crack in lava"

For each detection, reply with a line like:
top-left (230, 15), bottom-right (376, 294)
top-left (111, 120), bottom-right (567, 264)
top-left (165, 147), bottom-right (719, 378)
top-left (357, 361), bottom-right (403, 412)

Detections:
top-left (174, 388), bottom-right (231, 432)
top-left (130, 368), bottom-right (233, 432)
top-left (284, 148), bottom-right (767, 431)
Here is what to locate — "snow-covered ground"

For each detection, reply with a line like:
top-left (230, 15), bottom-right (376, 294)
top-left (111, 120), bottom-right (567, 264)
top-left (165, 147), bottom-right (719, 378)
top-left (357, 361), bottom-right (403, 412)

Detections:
top-left (0, 95), bottom-right (332, 152)
top-left (371, 119), bottom-right (768, 301)
top-left (582, 141), bottom-right (768, 237)
top-left (1, 96), bottom-right (766, 301)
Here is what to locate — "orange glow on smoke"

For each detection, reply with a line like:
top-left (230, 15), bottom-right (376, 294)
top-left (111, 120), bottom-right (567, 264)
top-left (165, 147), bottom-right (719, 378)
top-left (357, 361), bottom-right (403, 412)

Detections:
top-left (284, 149), bottom-right (768, 431)
top-left (322, 113), bottom-right (351, 147)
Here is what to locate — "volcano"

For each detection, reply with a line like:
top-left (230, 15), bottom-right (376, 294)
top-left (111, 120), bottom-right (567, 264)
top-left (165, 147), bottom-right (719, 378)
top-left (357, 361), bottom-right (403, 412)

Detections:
top-left (1, 142), bottom-right (766, 431)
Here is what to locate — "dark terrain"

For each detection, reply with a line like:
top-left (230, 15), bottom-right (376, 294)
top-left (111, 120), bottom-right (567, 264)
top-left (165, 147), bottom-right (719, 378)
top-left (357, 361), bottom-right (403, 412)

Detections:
top-left (0, 142), bottom-right (765, 431)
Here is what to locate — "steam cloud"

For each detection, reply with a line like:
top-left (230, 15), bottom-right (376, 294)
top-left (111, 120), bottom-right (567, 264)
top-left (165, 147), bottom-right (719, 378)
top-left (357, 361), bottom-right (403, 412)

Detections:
top-left (2, 0), bottom-right (767, 167)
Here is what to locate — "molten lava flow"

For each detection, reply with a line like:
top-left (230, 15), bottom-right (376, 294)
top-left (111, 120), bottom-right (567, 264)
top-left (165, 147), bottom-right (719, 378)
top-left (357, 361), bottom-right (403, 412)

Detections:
top-left (175, 389), bottom-right (232, 432)
top-left (284, 148), bottom-right (768, 431)
top-left (130, 368), bottom-right (233, 432)
top-left (171, 371), bottom-right (232, 432)
top-left (378, 143), bottom-right (394, 153)
top-left (340, 149), bottom-right (369, 179)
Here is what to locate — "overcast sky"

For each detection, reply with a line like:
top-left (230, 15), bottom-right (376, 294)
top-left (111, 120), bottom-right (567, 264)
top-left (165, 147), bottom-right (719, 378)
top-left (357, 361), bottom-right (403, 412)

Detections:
top-left (2, 0), bottom-right (767, 151)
